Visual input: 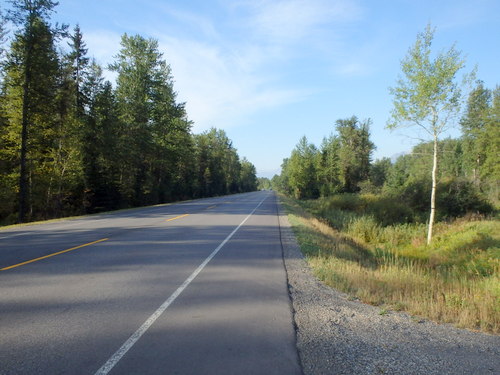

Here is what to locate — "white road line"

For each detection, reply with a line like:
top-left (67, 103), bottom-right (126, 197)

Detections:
top-left (94, 194), bottom-right (268, 375)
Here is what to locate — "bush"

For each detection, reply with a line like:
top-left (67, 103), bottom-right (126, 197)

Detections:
top-left (437, 178), bottom-right (494, 219)
top-left (385, 177), bottom-right (495, 221)
top-left (319, 193), bottom-right (415, 227)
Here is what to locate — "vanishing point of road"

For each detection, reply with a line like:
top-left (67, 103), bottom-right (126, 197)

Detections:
top-left (0, 191), bottom-right (302, 374)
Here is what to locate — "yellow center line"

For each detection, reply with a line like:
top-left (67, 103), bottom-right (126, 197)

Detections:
top-left (0, 238), bottom-right (109, 271)
top-left (165, 214), bottom-right (189, 222)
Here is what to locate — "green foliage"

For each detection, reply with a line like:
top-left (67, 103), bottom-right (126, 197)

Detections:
top-left (193, 128), bottom-right (256, 199)
top-left (285, 193), bottom-right (500, 333)
top-left (287, 136), bottom-right (319, 199)
top-left (437, 178), bottom-right (494, 219)
top-left (240, 158), bottom-right (258, 193)
top-left (278, 116), bottom-right (375, 199)
top-left (387, 24), bottom-right (469, 135)
top-left (257, 177), bottom-right (271, 190)
top-left (336, 116), bottom-right (374, 193)
top-left (317, 134), bottom-right (341, 196)
top-left (369, 157), bottom-right (392, 188)
top-left (460, 83), bottom-right (500, 204)
top-left (387, 23), bottom-right (474, 243)
top-left (0, 5), bottom-right (258, 225)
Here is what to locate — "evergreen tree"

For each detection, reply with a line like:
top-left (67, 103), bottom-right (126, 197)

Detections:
top-left (5, 0), bottom-right (64, 221)
top-left (110, 33), bottom-right (191, 206)
top-left (81, 61), bottom-right (121, 211)
top-left (336, 116), bottom-right (374, 193)
top-left (318, 135), bottom-right (341, 196)
top-left (287, 136), bottom-right (319, 199)
top-left (460, 81), bottom-right (491, 185)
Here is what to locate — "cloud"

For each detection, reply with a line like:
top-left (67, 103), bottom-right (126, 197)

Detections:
top-left (240, 0), bottom-right (362, 44)
top-left (158, 35), bottom-right (308, 132)
top-left (77, 1), bottom-right (365, 132)
top-left (435, 0), bottom-right (498, 30)
top-left (335, 62), bottom-right (371, 77)
top-left (150, 1), bottom-right (364, 131)
top-left (154, 5), bottom-right (220, 40)
top-left (83, 29), bottom-right (121, 73)
top-left (84, 30), bottom-right (121, 64)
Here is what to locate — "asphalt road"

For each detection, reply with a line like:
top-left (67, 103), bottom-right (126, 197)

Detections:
top-left (0, 191), bottom-right (301, 374)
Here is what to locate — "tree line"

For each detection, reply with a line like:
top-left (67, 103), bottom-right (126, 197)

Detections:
top-left (0, 1), bottom-right (257, 225)
top-left (267, 25), bottom-right (498, 244)
top-left (270, 82), bottom-right (498, 219)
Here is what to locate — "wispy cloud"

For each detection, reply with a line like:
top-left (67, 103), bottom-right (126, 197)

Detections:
top-left (84, 29), bottom-right (121, 66)
top-left (158, 35), bottom-right (308, 131)
top-left (79, 1), bottom-right (365, 131)
top-left (239, 0), bottom-right (362, 44)
top-left (151, 0), bottom-right (364, 130)
top-left (436, 0), bottom-right (498, 30)
top-left (155, 5), bottom-right (220, 41)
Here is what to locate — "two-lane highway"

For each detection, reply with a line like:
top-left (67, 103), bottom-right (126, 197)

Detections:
top-left (0, 191), bottom-right (302, 374)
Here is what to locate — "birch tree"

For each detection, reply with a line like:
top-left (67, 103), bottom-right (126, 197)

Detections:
top-left (387, 24), bottom-right (473, 244)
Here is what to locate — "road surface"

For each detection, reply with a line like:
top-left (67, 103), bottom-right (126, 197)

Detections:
top-left (0, 191), bottom-right (301, 374)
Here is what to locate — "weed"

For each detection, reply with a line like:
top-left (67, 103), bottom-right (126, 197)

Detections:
top-left (281, 194), bottom-right (500, 334)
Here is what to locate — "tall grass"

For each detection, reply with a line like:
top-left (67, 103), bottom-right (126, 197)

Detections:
top-left (282, 194), bottom-right (500, 334)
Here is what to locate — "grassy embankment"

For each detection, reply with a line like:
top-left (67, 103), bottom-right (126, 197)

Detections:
top-left (281, 194), bottom-right (499, 334)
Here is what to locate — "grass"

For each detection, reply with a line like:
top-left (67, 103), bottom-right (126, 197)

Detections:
top-left (281, 194), bottom-right (500, 334)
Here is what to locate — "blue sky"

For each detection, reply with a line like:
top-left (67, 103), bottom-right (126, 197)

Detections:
top-left (22, 0), bottom-right (500, 177)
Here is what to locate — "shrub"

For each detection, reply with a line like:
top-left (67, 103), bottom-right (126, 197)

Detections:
top-left (384, 177), bottom-right (495, 221)
top-left (437, 178), bottom-right (494, 219)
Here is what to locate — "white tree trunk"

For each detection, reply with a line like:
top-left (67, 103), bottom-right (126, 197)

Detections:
top-left (427, 136), bottom-right (438, 245)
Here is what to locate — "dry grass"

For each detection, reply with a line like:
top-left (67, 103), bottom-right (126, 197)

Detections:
top-left (281, 195), bottom-right (500, 334)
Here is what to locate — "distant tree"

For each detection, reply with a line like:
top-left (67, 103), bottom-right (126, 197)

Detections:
top-left (240, 157), bottom-right (258, 192)
top-left (460, 82), bottom-right (499, 203)
top-left (387, 24), bottom-right (473, 244)
top-left (479, 86), bottom-right (500, 203)
top-left (270, 174), bottom-right (282, 192)
top-left (257, 177), bottom-right (271, 190)
top-left (318, 134), bottom-right (341, 196)
top-left (193, 128), bottom-right (255, 197)
top-left (460, 81), bottom-right (491, 185)
top-left (370, 157), bottom-right (392, 188)
top-left (336, 116), bottom-right (374, 193)
top-left (287, 136), bottom-right (319, 199)
top-left (276, 159), bottom-right (291, 195)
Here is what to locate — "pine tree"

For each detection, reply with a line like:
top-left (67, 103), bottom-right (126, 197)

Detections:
top-left (5, 0), bottom-right (64, 221)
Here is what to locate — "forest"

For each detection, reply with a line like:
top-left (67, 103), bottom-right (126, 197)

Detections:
top-left (269, 97), bottom-right (498, 217)
top-left (267, 25), bottom-right (498, 229)
top-left (263, 25), bottom-right (499, 333)
top-left (265, 83), bottom-right (499, 332)
top-left (0, 1), bottom-right (258, 225)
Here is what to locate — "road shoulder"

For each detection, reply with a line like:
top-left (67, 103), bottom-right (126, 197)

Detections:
top-left (277, 199), bottom-right (500, 375)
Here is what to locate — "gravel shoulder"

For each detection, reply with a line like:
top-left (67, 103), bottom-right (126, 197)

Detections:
top-left (278, 202), bottom-right (500, 375)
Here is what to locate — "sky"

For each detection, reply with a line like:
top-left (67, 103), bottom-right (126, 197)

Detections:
top-left (10, 0), bottom-right (500, 178)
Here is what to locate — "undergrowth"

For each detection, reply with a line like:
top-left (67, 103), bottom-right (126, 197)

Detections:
top-left (281, 194), bottom-right (500, 334)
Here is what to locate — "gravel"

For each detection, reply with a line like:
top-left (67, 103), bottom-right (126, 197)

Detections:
top-left (278, 204), bottom-right (500, 375)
